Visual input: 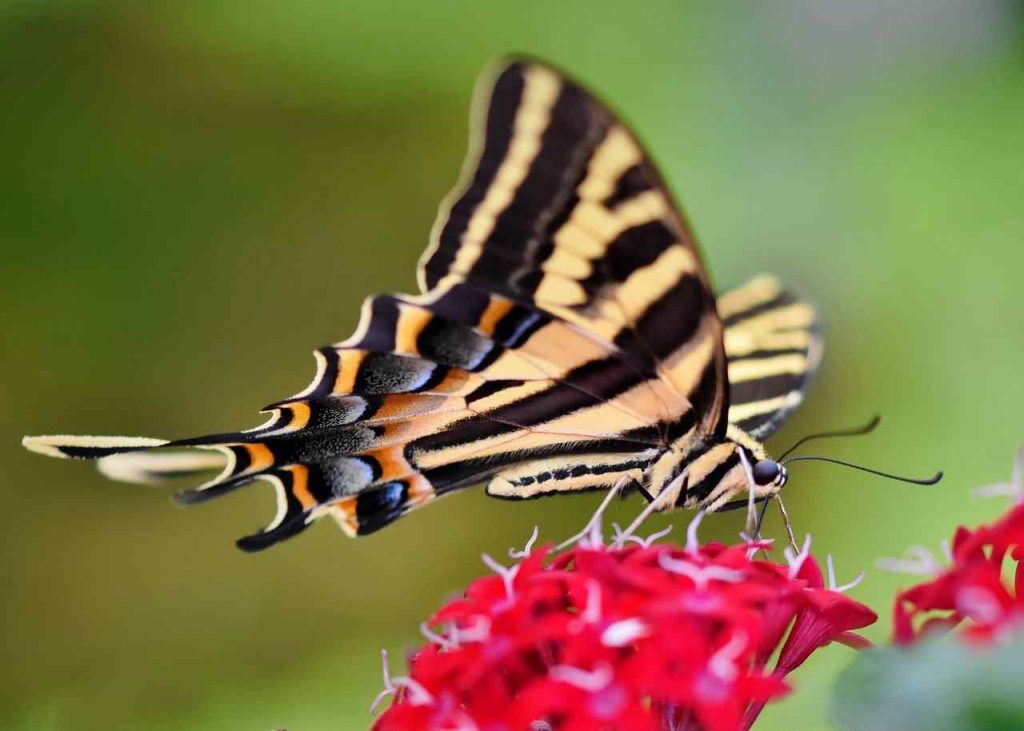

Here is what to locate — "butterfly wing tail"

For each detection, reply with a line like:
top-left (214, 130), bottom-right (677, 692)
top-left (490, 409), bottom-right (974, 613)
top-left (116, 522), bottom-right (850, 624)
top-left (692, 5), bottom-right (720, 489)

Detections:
top-left (22, 435), bottom-right (170, 462)
top-left (22, 435), bottom-right (231, 484)
top-left (21, 413), bottom-right (449, 552)
top-left (20, 433), bottom-right (315, 550)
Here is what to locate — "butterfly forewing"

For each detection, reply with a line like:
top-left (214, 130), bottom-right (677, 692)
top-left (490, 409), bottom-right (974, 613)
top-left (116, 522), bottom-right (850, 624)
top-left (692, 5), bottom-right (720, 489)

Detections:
top-left (419, 60), bottom-right (730, 439)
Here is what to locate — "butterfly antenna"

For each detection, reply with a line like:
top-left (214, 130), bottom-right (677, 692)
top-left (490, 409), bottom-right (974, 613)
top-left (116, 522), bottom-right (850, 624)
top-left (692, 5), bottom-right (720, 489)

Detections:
top-left (778, 415), bottom-right (882, 461)
top-left (782, 455), bottom-right (943, 485)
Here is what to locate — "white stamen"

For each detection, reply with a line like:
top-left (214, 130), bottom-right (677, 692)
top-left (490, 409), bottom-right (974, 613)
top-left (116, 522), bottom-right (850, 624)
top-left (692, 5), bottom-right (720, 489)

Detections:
top-left (940, 539), bottom-right (953, 563)
top-left (685, 509), bottom-right (706, 556)
top-left (549, 663), bottom-right (613, 692)
top-left (419, 622), bottom-right (454, 650)
top-left (972, 445), bottom-right (1024, 504)
top-left (601, 618), bottom-right (650, 647)
top-left (481, 552), bottom-right (519, 600)
top-left (370, 649), bottom-right (436, 713)
top-left (509, 525), bottom-right (540, 559)
top-left (556, 476), bottom-right (629, 550)
top-left (611, 522), bottom-right (642, 549)
top-left (370, 647), bottom-right (434, 708)
top-left (709, 631), bottom-right (748, 682)
top-left (784, 534), bottom-right (813, 578)
top-left (973, 482), bottom-right (1022, 500)
top-left (877, 544), bottom-right (943, 576)
top-left (452, 616), bottom-right (491, 645)
top-left (639, 525), bottom-right (673, 548)
top-left (658, 552), bottom-right (744, 590)
top-left (583, 515), bottom-right (603, 548)
top-left (740, 531), bottom-right (775, 559)
top-left (392, 677), bottom-right (434, 706)
top-left (875, 558), bottom-right (936, 575)
top-left (826, 554), bottom-right (866, 593)
top-left (613, 476), bottom-right (680, 548)
top-left (369, 649), bottom-right (393, 714)
top-left (612, 521), bottom-right (673, 549)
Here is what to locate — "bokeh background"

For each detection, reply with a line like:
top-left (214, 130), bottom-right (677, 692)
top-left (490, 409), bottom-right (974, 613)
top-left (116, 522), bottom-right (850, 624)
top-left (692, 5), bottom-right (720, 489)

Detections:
top-left (2, 2), bottom-right (1023, 729)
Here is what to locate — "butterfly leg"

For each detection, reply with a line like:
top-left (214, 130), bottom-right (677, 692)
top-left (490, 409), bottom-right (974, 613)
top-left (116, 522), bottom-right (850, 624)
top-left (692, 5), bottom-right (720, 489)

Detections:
top-left (753, 497), bottom-right (772, 540)
top-left (553, 475), bottom-right (636, 550)
top-left (612, 470), bottom-right (686, 546)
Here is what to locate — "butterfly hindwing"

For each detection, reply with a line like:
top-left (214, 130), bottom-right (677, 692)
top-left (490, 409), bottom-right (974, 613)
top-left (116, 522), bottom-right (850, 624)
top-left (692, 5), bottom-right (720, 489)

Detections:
top-left (24, 279), bottom-right (664, 549)
top-left (720, 275), bottom-right (822, 439)
top-left (486, 452), bottom-right (657, 500)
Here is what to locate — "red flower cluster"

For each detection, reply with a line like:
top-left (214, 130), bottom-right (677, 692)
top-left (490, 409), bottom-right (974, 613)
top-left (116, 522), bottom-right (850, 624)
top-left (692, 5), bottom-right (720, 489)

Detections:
top-left (892, 501), bottom-right (1024, 645)
top-left (371, 516), bottom-right (876, 731)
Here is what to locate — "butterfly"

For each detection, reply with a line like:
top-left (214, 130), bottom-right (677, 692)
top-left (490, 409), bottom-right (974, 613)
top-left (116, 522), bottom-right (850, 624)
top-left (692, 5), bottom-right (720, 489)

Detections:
top-left (23, 58), bottom-right (823, 552)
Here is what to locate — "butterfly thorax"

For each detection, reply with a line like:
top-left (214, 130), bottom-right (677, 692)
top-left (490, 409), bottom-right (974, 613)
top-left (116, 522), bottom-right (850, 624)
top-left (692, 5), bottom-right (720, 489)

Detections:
top-left (645, 425), bottom-right (777, 512)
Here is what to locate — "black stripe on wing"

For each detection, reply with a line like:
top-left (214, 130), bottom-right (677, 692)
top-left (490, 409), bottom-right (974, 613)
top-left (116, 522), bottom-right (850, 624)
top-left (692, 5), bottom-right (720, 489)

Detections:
top-left (418, 58), bottom-right (730, 438)
top-left (720, 275), bottom-right (822, 439)
top-left (423, 62), bottom-right (527, 290)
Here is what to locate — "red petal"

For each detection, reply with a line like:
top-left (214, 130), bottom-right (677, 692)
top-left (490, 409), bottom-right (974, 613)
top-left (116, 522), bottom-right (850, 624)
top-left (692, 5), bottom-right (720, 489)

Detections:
top-left (834, 631), bottom-right (873, 650)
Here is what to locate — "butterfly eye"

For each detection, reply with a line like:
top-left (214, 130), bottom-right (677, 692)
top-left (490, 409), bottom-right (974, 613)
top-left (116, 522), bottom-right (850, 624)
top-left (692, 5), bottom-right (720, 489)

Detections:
top-left (751, 459), bottom-right (782, 486)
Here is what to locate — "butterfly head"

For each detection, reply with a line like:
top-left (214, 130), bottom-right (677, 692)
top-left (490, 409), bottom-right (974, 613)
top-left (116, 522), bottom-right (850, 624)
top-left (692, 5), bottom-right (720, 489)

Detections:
top-left (751, 458), bottom-right (788, 490)
top-left (690, 446), bottom-right (788, 510)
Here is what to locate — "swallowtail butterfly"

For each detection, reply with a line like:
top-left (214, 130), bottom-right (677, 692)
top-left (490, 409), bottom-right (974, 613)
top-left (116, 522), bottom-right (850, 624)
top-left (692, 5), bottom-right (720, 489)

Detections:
top-left (23, 59), bottom-right (823, 551)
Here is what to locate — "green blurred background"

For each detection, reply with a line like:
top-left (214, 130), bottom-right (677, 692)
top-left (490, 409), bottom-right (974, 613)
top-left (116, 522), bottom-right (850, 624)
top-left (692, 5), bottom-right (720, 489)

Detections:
top-left (2, 2), bottom-right (1022, 729)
